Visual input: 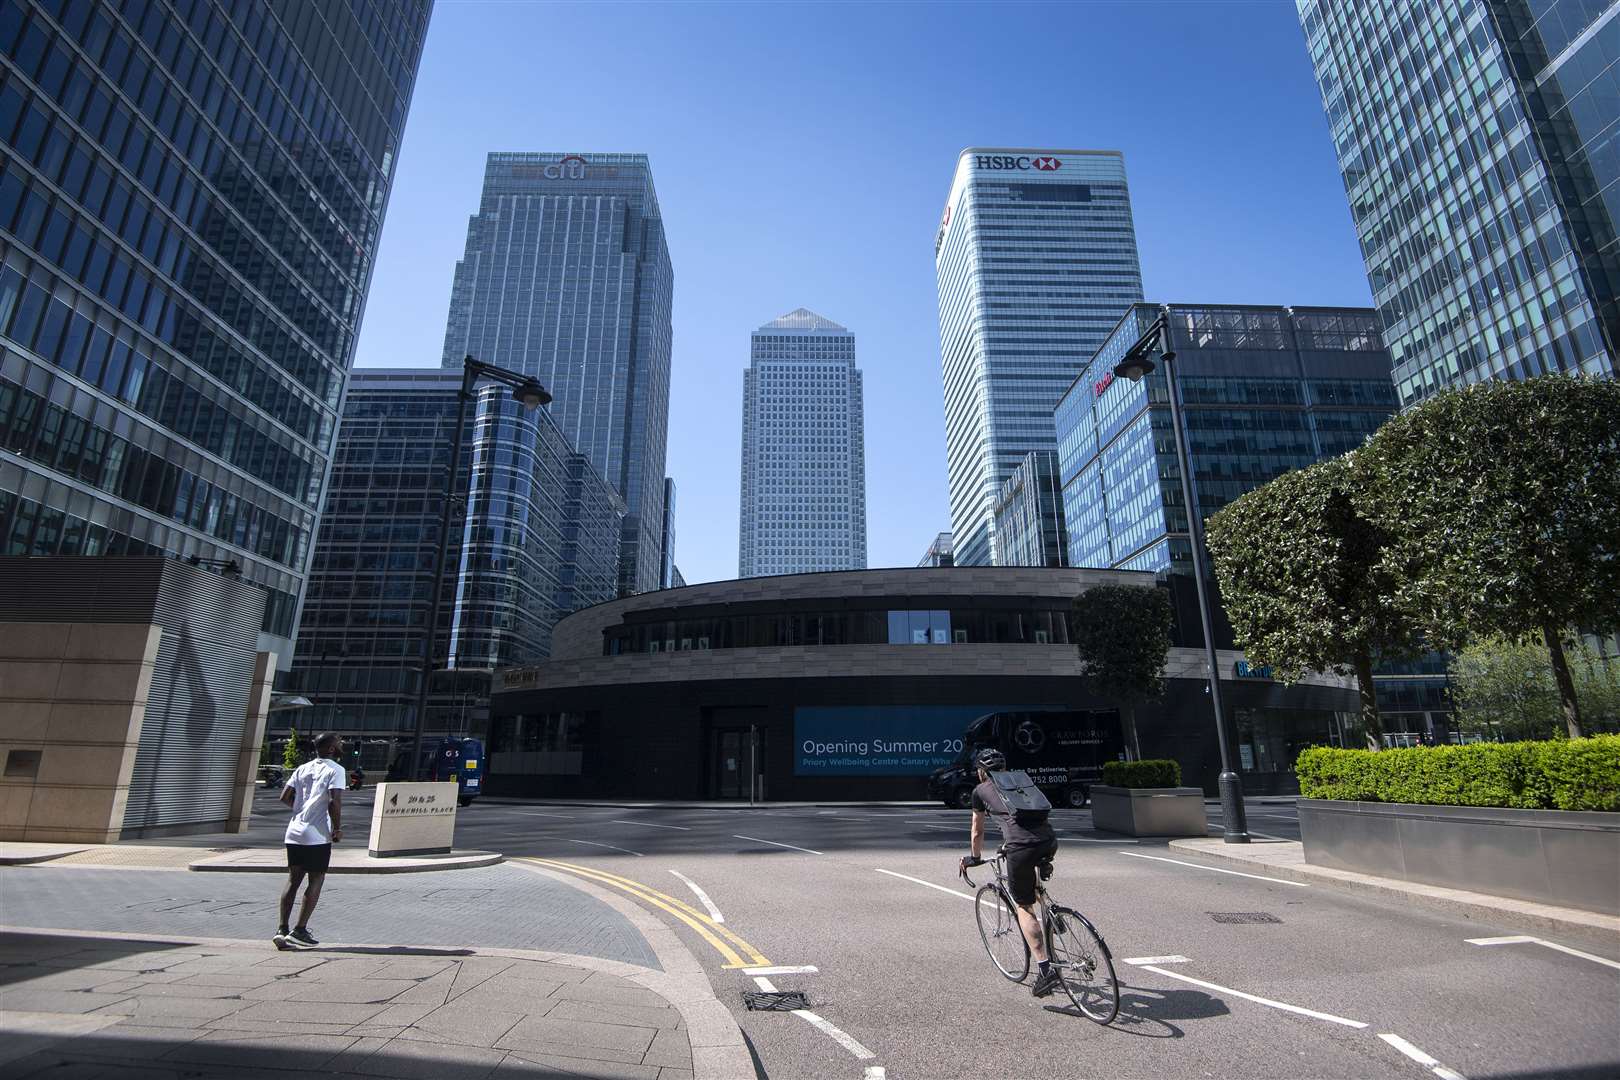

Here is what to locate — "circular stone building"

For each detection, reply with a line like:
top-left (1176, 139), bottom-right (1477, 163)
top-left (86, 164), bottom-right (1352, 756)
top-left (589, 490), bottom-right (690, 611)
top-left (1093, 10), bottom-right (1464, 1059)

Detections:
top-left (487, 567), bottom-right (1357, 801)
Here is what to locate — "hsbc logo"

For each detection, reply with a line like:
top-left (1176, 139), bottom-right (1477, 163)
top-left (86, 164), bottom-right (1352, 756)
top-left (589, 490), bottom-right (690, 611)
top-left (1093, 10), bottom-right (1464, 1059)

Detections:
top-left (974, 154), bottom-right (1063, 172)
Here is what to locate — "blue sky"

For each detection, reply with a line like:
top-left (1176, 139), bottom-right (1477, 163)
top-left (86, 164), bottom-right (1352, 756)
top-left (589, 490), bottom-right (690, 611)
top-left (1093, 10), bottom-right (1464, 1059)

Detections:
top-left (353, 0), bottom-right (1373, 585)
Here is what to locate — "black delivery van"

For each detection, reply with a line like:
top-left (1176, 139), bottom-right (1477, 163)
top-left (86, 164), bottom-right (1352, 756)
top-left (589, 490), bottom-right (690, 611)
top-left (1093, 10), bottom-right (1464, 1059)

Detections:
top-left (927, 709), bottom-right (1124, 809)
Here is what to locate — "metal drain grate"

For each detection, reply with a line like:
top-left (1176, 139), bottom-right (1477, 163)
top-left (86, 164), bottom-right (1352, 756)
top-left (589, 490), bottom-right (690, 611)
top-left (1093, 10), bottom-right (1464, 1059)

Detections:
top-left (744, 990), bottom-right (810, 1011)
top-left (1208, 911), bottom-right (1282, 924)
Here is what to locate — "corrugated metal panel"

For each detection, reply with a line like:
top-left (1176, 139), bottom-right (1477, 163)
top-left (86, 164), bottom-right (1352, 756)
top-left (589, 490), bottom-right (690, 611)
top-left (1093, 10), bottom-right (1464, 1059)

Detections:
top-left (0, 557), bottom-right (266, 833)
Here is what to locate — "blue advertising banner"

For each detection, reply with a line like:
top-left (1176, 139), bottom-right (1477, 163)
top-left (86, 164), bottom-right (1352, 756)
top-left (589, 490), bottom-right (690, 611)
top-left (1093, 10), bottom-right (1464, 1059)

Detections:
top-left (795, 706), bottom-right (1033, 776)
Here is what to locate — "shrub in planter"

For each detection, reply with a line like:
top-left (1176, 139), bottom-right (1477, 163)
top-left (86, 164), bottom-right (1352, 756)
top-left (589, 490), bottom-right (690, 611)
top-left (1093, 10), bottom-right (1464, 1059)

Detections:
top-left (1295, 735), bottom-right (1620, 811)
top-left (1101, 759), bottom-right (1181, 789)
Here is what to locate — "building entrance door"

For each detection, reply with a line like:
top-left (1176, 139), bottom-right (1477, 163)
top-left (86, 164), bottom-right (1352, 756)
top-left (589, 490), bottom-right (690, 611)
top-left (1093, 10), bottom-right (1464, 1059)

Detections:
top-left (712, 726), bottom-right (764, 800)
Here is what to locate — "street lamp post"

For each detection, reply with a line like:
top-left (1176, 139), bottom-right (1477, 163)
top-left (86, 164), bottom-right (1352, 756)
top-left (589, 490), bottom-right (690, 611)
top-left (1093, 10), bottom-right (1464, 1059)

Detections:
top-left (408, 355), bottom-right (552, 780)
top-left (1114, 315), bottom-right (1250, 843)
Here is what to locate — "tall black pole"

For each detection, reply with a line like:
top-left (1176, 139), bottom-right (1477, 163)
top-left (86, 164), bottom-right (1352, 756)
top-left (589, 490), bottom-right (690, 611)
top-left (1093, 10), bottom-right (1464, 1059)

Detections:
top-left (409, 361), bottom-right (476, 780)
top-left (1161, 333), bottom-right (1249, 843)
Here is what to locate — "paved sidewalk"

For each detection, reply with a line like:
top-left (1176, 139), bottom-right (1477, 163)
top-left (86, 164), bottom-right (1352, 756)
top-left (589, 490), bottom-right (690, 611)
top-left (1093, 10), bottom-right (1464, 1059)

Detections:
top-left (0, 928), bottom-right (697, 1079)
top-left (1168, 837), bottom-right (1620, 942)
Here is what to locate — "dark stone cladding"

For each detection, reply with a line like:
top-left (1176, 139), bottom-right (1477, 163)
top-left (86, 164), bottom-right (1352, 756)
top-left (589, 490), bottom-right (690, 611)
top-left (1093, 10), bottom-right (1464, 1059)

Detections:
top-left (529, 566), bottom-right (1152, 671)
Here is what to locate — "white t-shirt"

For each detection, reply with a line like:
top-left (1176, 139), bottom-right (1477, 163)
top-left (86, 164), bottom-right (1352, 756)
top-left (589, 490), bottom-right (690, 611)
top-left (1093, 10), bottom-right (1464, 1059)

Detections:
top-left (284, 758), bottom-right (346, 845)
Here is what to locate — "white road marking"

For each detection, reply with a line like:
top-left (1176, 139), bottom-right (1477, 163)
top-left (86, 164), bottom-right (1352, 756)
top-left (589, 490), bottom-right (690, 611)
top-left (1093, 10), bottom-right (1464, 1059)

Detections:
top-left (1117, 850), bottom-right (1310, 887)
top-left (864, 1068), bottom-right (887, 1080)
top-left (744, 965), bottom-right (819, 976)
top-left (874, 868), bottom-right (1001, 910)
top-left (1122, 955), bottom-right (1192, 966)
top-left (509, 811), bottom-right (579, 820)
top-left (611, 819), bottom-right (690, 830)
top-left (1244, 830), bottom-right (1294, 841)
top-left (734, 835), bottom-right (823, 855)
top-left (916, 824), bottom-right (959, 831)
top-left (1139, 965), bottom-right (1367, 1028)
top-left (753, 976), bottom-right (875, 1061)
top-left (1059, 836), bottom-right (1140, 844)
top-left (1467, 935), bottom-right (1620, 971)
top-left (1379, 1033), bottom-right (1469, 1080)
top-left (668, 870), bottom-right (724, 922)
top-left (531, 836), bottom-right (644, 857)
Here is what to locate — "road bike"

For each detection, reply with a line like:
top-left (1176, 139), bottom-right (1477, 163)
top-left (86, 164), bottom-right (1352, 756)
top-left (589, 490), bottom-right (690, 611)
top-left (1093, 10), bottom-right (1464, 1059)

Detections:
top-left (960, 850), bottom-right (1119, 1024)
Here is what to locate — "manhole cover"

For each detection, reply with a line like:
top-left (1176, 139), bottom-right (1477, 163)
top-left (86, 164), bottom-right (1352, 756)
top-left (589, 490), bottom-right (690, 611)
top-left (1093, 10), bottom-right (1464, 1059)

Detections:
top-left (744, 990), bottom-right (810, 1011)
top-left (1208, 912), bottom-right (1282, 924)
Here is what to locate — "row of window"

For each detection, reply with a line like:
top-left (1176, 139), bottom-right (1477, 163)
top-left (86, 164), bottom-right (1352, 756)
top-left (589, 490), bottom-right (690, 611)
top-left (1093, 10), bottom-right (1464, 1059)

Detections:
top-left (1, 371), bottom-right (308, 569)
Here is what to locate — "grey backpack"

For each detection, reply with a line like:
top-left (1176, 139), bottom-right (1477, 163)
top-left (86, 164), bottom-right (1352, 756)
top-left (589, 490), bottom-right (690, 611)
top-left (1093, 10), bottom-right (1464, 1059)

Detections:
top-left (990, 769), bottom-right (1052, 817)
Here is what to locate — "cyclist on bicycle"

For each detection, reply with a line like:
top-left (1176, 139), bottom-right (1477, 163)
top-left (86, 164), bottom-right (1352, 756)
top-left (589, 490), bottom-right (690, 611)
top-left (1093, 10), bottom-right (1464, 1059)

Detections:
top-left (960, 747), bottom-right (1062, 997)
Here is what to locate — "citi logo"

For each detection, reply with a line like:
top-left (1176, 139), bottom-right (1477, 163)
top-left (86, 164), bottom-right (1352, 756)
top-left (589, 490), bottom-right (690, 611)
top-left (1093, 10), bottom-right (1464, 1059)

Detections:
top-left (542, 154), bottom-right (587, 179)
top-left (1032, 156), bottom-right (1062, 171)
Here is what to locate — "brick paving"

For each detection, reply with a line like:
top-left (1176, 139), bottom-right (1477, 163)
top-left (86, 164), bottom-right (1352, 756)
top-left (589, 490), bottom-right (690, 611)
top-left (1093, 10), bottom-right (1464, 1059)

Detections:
top-left (0, 864), bottom-right (658, 969)
top-left (0, 930), bottom-right (695, 1079)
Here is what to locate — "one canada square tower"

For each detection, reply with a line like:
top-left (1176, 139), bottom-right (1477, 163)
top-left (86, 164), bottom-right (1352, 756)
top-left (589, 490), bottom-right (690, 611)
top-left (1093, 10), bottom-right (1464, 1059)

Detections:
top-left (934, 149), bottom-right (1143, 567)
top-left (441, 152), bottom-right (673, 596)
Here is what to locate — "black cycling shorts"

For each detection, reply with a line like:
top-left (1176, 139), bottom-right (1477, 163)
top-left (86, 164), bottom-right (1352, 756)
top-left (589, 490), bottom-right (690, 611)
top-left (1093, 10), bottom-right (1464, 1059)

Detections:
top-left (1005, 839), bottom-right (1058, 906)
top-left (286, 843), bottom-right (332, 873)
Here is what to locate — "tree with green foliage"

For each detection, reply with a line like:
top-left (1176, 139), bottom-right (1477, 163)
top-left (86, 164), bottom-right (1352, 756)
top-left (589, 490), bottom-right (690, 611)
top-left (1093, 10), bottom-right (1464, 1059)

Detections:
top-left (1207, 455), bottom-right (1422, 750)
top-left (282, 726), bottom-right (301, 772)
top-left (1451, 636), bottom-right (1620, 741)
top-left (1071, 584), bottom-right (1173, 760)
top-left (1357, 376), bottom-right (1620, 739)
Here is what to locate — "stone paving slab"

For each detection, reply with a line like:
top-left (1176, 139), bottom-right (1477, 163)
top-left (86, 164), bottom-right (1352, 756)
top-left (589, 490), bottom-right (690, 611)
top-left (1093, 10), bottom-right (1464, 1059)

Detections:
top-left (0, 930), bottom-right (706, 1080)
top-left (191, 847), bottom-right (504, 874)
top-left (0, 864), bottom-right (658, 968)
top-left (1168, 837), bottom-right (1620, 942)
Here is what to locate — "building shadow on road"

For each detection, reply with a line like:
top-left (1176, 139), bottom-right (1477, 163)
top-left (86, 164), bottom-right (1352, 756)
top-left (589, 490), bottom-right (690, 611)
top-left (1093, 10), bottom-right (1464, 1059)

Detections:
top-left (0, 931), bottom-right (193, 988)
top-left (1042, 981), bottom-right (1231, 1039)
top-left (1484, 1068), bottom-right (1620, 1080)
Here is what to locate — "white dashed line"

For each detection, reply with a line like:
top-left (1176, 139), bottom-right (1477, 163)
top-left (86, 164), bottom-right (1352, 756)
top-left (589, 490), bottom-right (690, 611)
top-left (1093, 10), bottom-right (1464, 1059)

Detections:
top-left (873, 868), bottom-right (1001, 909)
top-left (531, 836), bottom-right (644, 856)
top-left (668, 870), bottom-right (724, 922)
top-left (611, 819), bottom-right (691, 830)
top-left (1379, 1033), bottom-right (1469, 1080)
top-left (753, 976), bottom-right (875, 1060)
top-left (734, 835), bottom-right (823, 855)
top-left (743, 965), bottom-right (819, 976)
top-left (1122, 955), bottom-right (1191, 966)
top-left (1117, 850), bottom-right (1310, 887)
top-left (1467, 935), bottom-right (1620, 971)
top-left (864, 1068), bottom-right (887, 1080)
top-left (1139, 965), bottom-right (1367, 1028)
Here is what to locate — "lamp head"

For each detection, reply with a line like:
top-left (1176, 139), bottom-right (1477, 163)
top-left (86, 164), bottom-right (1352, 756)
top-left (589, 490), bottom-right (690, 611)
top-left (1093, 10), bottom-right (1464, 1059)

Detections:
top-left (1113, 352), bottom-right (1155, 383)
top-left (512, 380), bottom-right (552, 410)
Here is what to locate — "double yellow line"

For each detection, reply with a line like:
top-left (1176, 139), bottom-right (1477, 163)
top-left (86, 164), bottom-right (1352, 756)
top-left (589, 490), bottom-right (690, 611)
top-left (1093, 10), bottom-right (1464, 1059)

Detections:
top-left (520, 857), bottom-right (770, 970)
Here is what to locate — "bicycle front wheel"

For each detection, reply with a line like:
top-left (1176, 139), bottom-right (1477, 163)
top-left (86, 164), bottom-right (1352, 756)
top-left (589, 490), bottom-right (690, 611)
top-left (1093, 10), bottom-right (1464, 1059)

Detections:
top-left (974, 884), bottom-right (1029, 982)
top-left (1047, 906), bottom-right (1119, 1024)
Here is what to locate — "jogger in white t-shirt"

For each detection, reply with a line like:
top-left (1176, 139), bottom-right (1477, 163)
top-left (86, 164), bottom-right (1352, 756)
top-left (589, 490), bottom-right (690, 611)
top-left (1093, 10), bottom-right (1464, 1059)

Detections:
top-left (274, 732), bottom-right (346, 950)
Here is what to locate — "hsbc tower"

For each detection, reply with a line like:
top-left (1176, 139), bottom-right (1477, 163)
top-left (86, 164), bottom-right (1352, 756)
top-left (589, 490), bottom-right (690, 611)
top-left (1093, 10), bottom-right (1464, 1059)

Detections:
top-left (934, 148), bottom-right (1143, 567)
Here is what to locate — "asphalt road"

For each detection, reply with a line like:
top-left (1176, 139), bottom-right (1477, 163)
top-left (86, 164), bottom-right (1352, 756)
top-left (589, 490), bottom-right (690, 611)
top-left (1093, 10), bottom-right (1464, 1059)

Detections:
top-left (89, 793), bottom-right (1620, 1079)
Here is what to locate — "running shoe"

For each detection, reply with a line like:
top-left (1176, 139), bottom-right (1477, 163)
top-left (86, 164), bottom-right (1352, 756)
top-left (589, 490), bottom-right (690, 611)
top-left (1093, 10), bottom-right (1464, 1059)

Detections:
top-left (284, 927), bottom-right (319, 949)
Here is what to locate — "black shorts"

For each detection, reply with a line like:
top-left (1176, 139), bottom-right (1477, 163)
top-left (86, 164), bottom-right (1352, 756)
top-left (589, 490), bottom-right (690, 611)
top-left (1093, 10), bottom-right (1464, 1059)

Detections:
top-left (1005, 840), bottom-right (1058, 906)
top-left (286, 843), bottom-right (332, 873)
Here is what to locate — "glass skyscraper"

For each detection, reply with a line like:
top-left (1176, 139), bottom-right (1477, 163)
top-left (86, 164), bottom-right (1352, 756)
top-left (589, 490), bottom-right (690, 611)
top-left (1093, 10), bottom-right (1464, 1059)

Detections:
top-left (289, 368), bottom-right (622, 765)
top-left (0, 0), bottom-right (431, 664)
top-left (738, 308), bottom-right (866, 578)
top-left (441, 152), bottom-right (673, 597)
top-left (1054, 304), bottom-right (1397, 575)
top-left (1298, 0), bottom-right (1617, 407)
top-left (991, 450), bottom-right (1068, 568)
top-left (934, 148), bottom-right (1144, 567)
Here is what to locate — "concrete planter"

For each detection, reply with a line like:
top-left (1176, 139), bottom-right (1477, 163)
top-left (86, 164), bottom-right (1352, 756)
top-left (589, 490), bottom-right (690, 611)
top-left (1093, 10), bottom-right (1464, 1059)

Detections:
top-left (1299, 799), bottom-right (1620, 915)
top-left (1090, 785), bottom-right (1209, 837)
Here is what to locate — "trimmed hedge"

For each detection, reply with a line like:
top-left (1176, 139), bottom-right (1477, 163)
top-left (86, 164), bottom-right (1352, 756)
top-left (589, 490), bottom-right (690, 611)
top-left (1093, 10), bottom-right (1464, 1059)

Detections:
top-left (1102, 759), bottom-right (1182, 789)
top-left (1295, 735), bottom-right (1620, 811)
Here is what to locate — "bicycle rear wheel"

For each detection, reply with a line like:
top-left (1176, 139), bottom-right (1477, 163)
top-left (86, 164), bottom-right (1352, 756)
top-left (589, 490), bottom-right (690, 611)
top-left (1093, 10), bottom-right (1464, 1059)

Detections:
top-left (1047, 906), bottom-right (1119, 1024)
top-left (974, 884), bottom-right (1029, 981)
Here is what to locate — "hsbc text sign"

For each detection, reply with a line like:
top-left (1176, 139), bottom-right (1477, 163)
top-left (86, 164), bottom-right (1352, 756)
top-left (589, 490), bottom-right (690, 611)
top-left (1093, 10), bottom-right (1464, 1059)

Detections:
top-left (975, 154), bottom-right (1062, 172)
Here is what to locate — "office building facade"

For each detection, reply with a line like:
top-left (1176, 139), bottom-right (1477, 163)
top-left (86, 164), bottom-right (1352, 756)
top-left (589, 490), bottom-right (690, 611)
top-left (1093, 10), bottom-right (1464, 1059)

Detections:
top-left (0, 0), bottom-right (433, 664)
top-left (659, 475), bottom-right (675, 588)
top-left (992, 450), bottom-right (1068, 568)
top-left (918, 531), bottom-right (954, 568)
top-left (288, 368), bottom-right (621, 767)
top-left (1298, 0), bottom-right (1616, 407)
top-left (934, 148), bottom-right (1144, 567)
top-left (738, 308), bottom-right (866, 578)
top-left (441, 152), bottom-right (673, 597)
